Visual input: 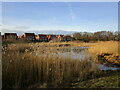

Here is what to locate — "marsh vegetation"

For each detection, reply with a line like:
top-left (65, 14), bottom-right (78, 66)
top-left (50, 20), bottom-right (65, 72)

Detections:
top-left (2, 41), bottom-right (120, 88)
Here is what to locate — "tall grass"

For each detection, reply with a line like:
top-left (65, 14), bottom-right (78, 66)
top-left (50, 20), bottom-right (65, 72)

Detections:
top-left (2, 43), bottom-right (99, 88)
top-left (88, 41), bottom-right (119, 55)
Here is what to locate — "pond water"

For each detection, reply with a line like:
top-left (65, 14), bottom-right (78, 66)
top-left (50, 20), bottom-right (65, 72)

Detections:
top-left (54, 46), bottom-right (120, 71)
top-left (56, 47), bottom-right (91, 60)
top-left (36, 46), bottom-right (120, 71)
top-left (98, 64), bottom-right (120, 70)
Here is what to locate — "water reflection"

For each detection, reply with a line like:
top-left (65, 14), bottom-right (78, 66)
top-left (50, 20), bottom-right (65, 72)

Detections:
top-left (57, 49), bottom-right (91, 60)
top-left (39, 46), bottom-right (120, 71)
top-left (56, 47), bottom-right (120, 70)
top-left (98, 64), bottom-right (120, 70)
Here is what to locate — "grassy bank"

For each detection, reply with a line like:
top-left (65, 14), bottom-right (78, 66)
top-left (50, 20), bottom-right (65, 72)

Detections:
top-left (70, 70), bottom-right (120, 88)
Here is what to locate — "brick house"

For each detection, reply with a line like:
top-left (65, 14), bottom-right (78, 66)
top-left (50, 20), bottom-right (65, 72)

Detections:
top-left (47, 35), bottom-right (57, 41)
top-left (57, 35), bottom-right (66, 41)
top-left (64, 35), bottom-right (72, 41)
top-left (18, 35), bottom-right (24, 39)
top-left (36, 34), bottom-right (48, 41)
top-left (4, 33), bottom-right (18, 40)
top-left (2, 35), bottom-right (4, 40)
top-left (22, 33), bottom-right (36, 40)
top-left (57, 35), bottom-right (72, 41)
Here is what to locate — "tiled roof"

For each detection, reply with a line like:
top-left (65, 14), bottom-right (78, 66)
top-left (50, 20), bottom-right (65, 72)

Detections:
top-left (5, 33), bottom-right (17, 36)
top-left (24, 33), bottom-right (35, 36)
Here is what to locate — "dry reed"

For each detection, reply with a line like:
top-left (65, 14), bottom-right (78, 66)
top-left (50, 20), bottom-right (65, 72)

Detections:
top-left (2, 43), bottom-right (99, 88)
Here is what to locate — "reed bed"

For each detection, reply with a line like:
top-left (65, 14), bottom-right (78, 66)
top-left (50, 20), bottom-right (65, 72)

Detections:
top-left (2, 43), bottom-right (99, 88)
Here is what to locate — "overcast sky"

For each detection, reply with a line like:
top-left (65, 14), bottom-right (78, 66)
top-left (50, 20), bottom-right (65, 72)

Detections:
top-left (2, 2), bottom-right (118, 34)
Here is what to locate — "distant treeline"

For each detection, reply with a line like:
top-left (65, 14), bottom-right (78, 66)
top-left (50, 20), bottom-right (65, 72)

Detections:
top-left (73, 31), bottom-right (120, 42)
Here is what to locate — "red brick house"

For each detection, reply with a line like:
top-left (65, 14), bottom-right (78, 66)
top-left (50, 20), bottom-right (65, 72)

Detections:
top-left (2, 35), bottom-right (4, 40)
top-left (4, 33), bottom-right (18, 40)
top-left (64, 35), bottom-right (72, 41)
top-left (57, 35), bottom-right (72, 41)
top-left (36, 34), bottom-right (48, 41)
top-left (21, 33), bottom-right (36, 40)
top-left (18, 35), bottom-right (24, 39)
top-left (47, 35), bottom-right (57, 41)
top-left (57, 35), bottom-right (65, 41)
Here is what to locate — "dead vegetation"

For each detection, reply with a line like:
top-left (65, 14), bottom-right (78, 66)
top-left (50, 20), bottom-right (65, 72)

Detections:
top-left (88, 41), bottom-right (120, 65)
top-left (2, 43), bottom-right (99, 88)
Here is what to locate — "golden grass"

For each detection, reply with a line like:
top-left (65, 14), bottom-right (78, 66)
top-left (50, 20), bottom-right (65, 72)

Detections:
top-left (3, 41), bottom-right (120, 88)
top-left (2, 43), bottom-right (99, 88)
top-left (88, 41), bottom-right (119, 55)
top-left (88, 41), bottom-right (120, 64)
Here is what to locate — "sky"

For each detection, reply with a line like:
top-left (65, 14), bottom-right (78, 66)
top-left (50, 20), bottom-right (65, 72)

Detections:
top-left (1, 2), bottom-right (118, 34)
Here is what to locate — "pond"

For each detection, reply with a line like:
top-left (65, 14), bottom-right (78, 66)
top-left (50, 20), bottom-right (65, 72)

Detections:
top-left (36, 46), bottom-right (120, 71)
top-left (98, 64), bottom-right (120, 70)
top-left (52, 46), bottom-right (120, 71)
top-left (56, 47), bottom-right (90, 60)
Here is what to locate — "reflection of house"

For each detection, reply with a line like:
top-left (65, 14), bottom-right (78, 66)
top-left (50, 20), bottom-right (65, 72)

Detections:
top-left (4, 33), bottom-right (17, 40)
top-left (20, 33), bottom-right (36, 40)
top-left (36, 34), bottom-right (48, 41)
top-left (47, 35), bottom-right (57, 40)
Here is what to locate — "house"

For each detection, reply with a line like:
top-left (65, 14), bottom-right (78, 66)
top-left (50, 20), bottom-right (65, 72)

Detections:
top-left (64, 35), bottom-right (72, 41)
top-left (57, 35), bottom-right (66, 41)
top-left (57, 35), bottom-right (72, 41)
top-left (2, 35), bottom-right (4, 40)
top-left (18, 35), bottom-right (24, 39)
top-left (36, 34), bottom-right (48, 42)
top-left (57, 35), bottom-right (64, 39)
top-left (47, 35), bottom-right (57, 41)
top-left (22, 33), bottom-right (36, 40)
top-left (4, 33), bottom-right (18, 40)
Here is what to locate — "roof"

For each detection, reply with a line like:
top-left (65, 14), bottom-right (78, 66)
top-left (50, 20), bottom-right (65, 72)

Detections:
top-left (24, 33), bottom-right (35, 36)
top-left (64, 35), bottom-right (72, 37)
top-left (48, 35), bottom-right (57, 37)
top-left (4, 33), bottom-right (17, 36)
top-left (38, 34), bottom-right (47, 36)
top-left (58, 35), bottom-right (64, 37)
